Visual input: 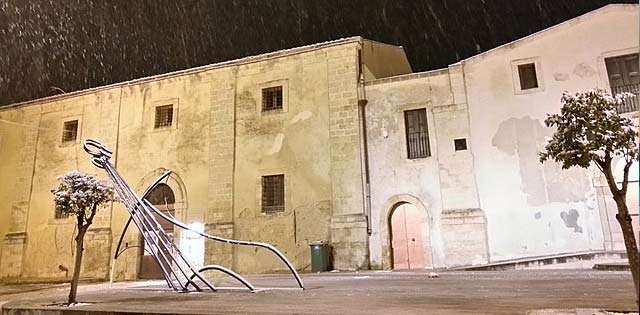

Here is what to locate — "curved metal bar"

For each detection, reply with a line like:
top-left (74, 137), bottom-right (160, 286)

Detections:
top-left (84, 139), bottom-right (302, 292)
top-left (110, 171), bottom-right (215, 293)
top-left (107, 172), bottom-right (184, 291)
top-left (142, 199), bottom-right (304, 289)
top-left (114, 217), bottom-right (134, 259)
top-left (113, 170), bottom-right (173, 261)
top-left (85, 141), bottom-right (187, 291)
top-left (186, 265), bottom-right (255, 292)
top-left (141, 171), bottom-right (173, 199)
top-left (104, 163), bottom-right (199, 292)
top-left (107, 167), bottom-right (198, 292)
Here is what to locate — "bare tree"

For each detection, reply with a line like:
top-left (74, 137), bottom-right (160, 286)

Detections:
top-left (540, 89), bottom-right (638, 299)
top-left (51, 171), bottom-right (115, 304)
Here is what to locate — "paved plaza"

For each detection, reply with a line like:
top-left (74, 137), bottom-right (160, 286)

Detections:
top-left (1, 269), bottom-right (637, 314)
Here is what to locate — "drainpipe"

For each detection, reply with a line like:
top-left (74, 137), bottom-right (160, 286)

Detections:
top-left (357, 50), bottom-right (373, 236)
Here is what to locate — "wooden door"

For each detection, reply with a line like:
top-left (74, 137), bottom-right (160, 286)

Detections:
top-left (391, 204), bottom-right (425, 270)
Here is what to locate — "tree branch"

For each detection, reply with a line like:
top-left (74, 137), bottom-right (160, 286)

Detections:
top-left (83, 203), bottom-right (98, 230)
top-left (621, 159), bottom-right (632, 195)
top-left (602, 158), bottom-right (621, 197)
top-left (594, 159), bottom-right (605, 173)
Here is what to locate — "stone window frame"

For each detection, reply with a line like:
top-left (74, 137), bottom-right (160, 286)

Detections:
top-left (256, 170), bottom-right (290, 217)
top-left (597, 47), bottom-right (640, 91)
top-left (59, 115), bottom-right (82, 147)
top-left (149, 98), bottom-right (179, 132)
top-left (510, 57), bottom-right (544, 95)
top-left (53, 207), bottom-right (71, 220)
top-left (404, 108), bottom-right (431, 159)
top-left (398, 103), bottom-right (434, 162)
top-left (257, 79), bottom-right (289, 116)
top-left (50, 203), bottom-right (73, 224)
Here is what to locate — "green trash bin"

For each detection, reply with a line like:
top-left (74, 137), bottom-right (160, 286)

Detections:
top-left (309, 241), bottom-right (330, 272)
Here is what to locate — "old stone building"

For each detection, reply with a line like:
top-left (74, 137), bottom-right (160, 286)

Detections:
top-left (0, 4), bottom-right (637, 281)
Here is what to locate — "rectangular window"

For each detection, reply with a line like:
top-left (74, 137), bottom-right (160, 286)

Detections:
top-left (262, 86), bottom-right (283, 112)
top-left (61, 120), bottom-right (78, 143)
top-left (54, 208), bottom-right (69, 219)
top-left (154, 105), bottom-right (173, 128)
top-left (517, 63), bottom-right (539, 90)
top-left (454, 138), bottom-right (467, 151)
top-left (404, 109), bottom-right (430, 159)
top-left (262, 174), bottom-right (285, 214)
top-left (605, 53), bottom-right (639, 113)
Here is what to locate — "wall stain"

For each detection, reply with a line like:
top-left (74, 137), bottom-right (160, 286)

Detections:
top-left (573, 63), bottom-right (596, 78)
top-left (492, 116), bottom-right (590, 206)
top-left (553, 73), bottom-right (570, 81)
top-left (560, 209), bottom-right (583, 233)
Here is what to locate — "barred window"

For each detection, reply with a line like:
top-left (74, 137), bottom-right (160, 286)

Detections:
top-left (404, 109), bottom-right (430, 159)
top-left (61, 120), bottom-right (78, 143)
top-left (54, 207), bottom-right (69, 219)
top-left (154, 105), bottom-right (173, 128)
top-left (262, 86), bottom-right (283, 112)
top-left (517, 63), bottom-right (538, 90)
top-left (262, 174), bottom-right (284, 214)
top-left (605, 53), bottom-right (639, 113)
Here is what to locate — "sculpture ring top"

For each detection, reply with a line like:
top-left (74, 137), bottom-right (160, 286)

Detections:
top-left (83, 139), bottom-right (113, 168)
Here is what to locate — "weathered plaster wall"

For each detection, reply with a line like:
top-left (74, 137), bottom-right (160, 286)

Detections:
top-left (462, 5), bottom-right (638, 261)
top-left (112, 71), bottom-right (215, 280)
top-left (232, 48), bottom-right (334, 273)
top-left (0, 104), bottom-right (42, 278)
top-left (365, 69), bottom-right (487, 269)
top-left (0, 87), bottom-right (122, 279)
top-left (0, 38), bottom-right (395, 280)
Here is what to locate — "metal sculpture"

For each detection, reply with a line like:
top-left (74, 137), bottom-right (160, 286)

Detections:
top-left (83, 139), bottom-right (304, 292)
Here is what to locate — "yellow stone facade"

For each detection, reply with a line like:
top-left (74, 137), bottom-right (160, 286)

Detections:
top-left (0, 37), bottom-right (411, 281)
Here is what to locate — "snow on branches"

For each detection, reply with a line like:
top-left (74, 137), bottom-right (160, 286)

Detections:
top-left (51, 171), bottom-right (116, 222)
top-left (539, 89), bottom-right (638, 171)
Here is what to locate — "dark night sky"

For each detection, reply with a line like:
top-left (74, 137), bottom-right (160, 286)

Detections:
top-left (0, 0), bottom-right (635, 106)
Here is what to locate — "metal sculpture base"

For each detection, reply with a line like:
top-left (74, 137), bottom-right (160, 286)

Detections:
top-left (84, 139), bottom-right (304, 292)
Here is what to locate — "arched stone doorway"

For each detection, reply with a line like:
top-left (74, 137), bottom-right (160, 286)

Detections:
top-left (390, 203), bottom-right (427, 269)
top-left (139, 183), bottom-right (176, 279)
top-left (380, 195), bottom-right (434, 270)
top-left (134, 169), bottom-right (188, 280)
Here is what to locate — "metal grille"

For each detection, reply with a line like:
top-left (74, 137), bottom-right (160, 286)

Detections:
top-left (612, 84), bottom-right (639, 113)
top-left (262, 175), bottom-right (285, 214)
top-left (61, 120), bottom-right (78, 143)
top-left (54, 208), bottom-right (69, 219)
top-left (404, 109), bottom-right (430, 159)
top-left (154, 105), bottom-right (173, 128)
top-left (262, 86), bottom-right (283, 112)
top-left (605, 54), bottom-right (639, 114)
top-left (517, 63), bottom-right (538, 90)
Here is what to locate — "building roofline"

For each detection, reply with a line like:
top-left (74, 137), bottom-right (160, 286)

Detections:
top-left (461, 4), bottom-right (638, 64)
top-left (2, 36), bottom-right (378, 111)
top-left (361, 38), bottom-right (405, 49)
top-left (364, 68), bottom-right (448, 86)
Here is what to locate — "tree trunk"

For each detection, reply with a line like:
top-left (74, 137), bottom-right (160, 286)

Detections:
top-left (614, 196), bottom-right (639, 300)
top-left (68, 228), bottom-right (86, 304)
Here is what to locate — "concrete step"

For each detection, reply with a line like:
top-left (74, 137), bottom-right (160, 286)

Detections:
top-left (451, 251), bottom-right (627, 271)
top-left (593, 262), bottom-right (630, 271)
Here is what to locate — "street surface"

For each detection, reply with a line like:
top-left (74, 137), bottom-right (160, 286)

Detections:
top-left (1, 270), bottom-right (636, 314)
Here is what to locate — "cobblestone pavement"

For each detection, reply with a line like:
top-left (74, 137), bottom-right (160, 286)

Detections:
top-left (1, 269), bottom-right (637, 314)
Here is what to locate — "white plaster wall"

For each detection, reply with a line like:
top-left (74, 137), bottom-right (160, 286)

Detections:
top-left (462, 5), bottom-right (639, 261)
top-left (365, 71), bottom-right (457, 269)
